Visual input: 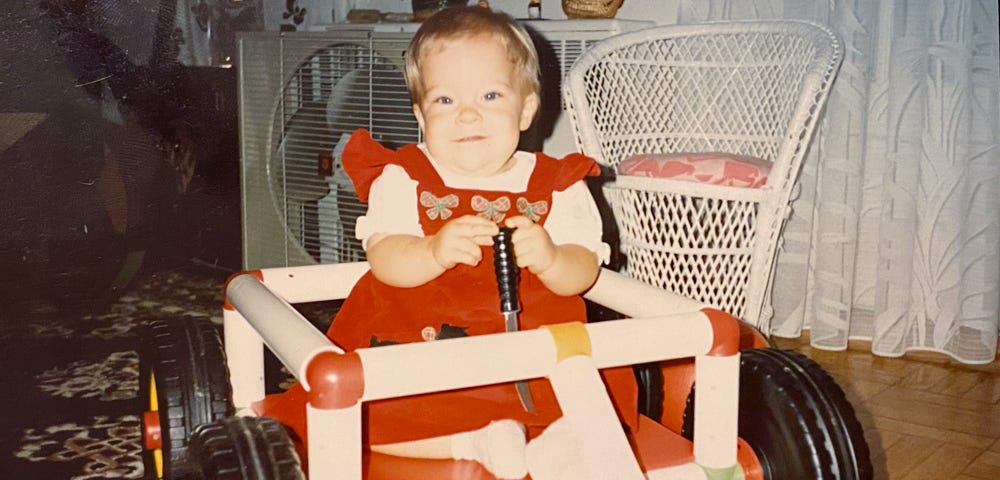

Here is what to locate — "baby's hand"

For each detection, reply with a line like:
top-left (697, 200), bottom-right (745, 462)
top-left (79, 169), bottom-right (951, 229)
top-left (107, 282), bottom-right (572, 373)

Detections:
top-left (504, 216), bottom-right (556, 275)
top-left (430, 215), bottom-right (499, 269)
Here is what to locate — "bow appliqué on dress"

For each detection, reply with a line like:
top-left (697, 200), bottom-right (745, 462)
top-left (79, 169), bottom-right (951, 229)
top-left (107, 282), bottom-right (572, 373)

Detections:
top-left (420, 191), bottom-right (460, 220)
top-left (516, 198), bottom-right (549, 222)
top-left (471, 195), bottom-right (511, 222)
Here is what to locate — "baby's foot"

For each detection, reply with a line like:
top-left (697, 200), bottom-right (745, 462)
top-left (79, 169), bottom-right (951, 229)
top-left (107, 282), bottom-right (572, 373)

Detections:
top-left (451, 420), bottom-right (528, 479)
top-left (525, 418), bottom-right (584, 480)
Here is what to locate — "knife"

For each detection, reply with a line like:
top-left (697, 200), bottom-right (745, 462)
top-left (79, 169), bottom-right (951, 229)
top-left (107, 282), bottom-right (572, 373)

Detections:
top-left (493, 226), bottom-right (535, 413)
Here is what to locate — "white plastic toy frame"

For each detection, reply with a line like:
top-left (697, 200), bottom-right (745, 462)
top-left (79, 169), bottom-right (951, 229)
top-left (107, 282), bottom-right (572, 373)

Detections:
top-left (223, 262), bottom-right (744, 480)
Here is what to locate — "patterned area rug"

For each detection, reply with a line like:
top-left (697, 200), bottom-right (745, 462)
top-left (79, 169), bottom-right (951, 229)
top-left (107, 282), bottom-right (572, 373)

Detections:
top-left (0, 266), bottom-right (332, 479)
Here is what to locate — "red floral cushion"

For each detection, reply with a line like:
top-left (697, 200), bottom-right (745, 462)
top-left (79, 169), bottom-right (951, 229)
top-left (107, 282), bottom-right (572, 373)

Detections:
top-left (618, 152), bottom-right (771, 188)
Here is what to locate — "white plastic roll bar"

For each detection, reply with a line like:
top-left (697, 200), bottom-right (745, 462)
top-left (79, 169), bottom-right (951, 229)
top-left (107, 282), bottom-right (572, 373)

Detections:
top-left (223, 263), bottom-right (741, 480)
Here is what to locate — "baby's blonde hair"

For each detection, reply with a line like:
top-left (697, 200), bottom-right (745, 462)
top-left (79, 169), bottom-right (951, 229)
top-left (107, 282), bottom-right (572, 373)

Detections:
top-left (404, 6), bottom-right (541, 105)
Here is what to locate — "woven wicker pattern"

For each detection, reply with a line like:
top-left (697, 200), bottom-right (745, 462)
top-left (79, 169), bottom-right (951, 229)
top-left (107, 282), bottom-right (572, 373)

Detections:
top-left (565, 21), bottom-right (841, 328)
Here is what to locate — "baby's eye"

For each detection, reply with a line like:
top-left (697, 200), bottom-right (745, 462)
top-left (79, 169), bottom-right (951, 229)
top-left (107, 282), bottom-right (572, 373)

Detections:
top-left (434, 96), bottom-right (453, 105)
top-left (483, 92), bottom-right (500, 101)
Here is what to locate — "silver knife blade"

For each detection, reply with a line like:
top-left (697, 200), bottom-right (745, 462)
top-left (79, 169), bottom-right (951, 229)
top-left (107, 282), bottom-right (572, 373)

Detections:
top-left (503, 311), bottom-right (535, 413)
top-left (503, 311), bottom-right (520, 333)
top-left (515, 379), bottom-right (535, 413)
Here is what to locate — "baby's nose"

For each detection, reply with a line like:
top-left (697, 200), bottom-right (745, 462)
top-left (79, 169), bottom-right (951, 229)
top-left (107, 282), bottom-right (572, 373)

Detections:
top-left (457, 105), bottom-right (482, 122)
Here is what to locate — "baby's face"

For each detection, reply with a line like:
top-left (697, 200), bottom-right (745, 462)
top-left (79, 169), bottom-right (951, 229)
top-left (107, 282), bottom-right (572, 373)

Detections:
top-left (413, 34), bottom-right (539, 178)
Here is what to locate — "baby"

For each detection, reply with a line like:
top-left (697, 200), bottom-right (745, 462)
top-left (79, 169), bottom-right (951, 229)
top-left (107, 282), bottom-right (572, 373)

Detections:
top-left (255, 6), bottom-right (638, 479)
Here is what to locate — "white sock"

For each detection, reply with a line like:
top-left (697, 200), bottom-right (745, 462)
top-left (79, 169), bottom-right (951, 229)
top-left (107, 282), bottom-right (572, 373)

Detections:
top-left (451, 420), bottom-right (528, 479)
top-left (525, 417), bottom-right (585, 480)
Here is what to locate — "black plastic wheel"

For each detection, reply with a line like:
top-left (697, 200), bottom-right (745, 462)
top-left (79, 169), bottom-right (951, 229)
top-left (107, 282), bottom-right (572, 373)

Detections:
top-left (681, 348), bottom-right (872, 480)
top-left (191, 416), bottom-right (305, 480)
top-left (141, 317), bottom-right (233, 479)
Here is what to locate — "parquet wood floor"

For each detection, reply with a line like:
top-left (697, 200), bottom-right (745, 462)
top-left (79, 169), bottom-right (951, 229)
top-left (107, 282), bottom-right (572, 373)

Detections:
top-left (773, 335), bottom-right (1000, 480)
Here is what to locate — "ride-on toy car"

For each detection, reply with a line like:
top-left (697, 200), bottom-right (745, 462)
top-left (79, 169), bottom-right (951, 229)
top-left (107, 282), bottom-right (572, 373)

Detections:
top-left (139, 231), bottom-right (871, 480)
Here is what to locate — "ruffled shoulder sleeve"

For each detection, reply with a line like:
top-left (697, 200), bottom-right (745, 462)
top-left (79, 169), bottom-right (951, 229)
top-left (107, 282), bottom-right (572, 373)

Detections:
top-left (528, 152), bottom-right (602, 192)
top-left (342, 129), bottom-right (397, 202)
top-left (343, 129), bottom-right (436, 202)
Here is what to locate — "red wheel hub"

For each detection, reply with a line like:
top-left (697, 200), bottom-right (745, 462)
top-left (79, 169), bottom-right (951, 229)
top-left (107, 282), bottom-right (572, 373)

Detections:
top-left (737, 437), bottom-right (764, 480)
top-left (143, 410), bottom-right (162, 450)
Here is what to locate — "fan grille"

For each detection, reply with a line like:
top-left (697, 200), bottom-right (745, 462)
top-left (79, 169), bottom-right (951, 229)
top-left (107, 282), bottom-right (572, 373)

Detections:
top-left (240, 31), bottom-right (418, 268)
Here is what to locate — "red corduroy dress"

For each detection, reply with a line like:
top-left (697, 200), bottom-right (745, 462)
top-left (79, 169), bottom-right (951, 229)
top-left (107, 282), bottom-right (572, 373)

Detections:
top-left (254, 129), bottom-right (638, 446)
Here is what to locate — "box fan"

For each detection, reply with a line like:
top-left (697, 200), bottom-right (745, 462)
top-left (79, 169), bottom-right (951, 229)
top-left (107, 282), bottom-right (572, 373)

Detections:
top-left (238, 20), bottom-right (650, 269)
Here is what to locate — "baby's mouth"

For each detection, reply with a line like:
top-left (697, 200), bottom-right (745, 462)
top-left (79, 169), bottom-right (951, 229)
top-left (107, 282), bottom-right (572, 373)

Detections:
top-left (456, 135), bottom-right (486, 143)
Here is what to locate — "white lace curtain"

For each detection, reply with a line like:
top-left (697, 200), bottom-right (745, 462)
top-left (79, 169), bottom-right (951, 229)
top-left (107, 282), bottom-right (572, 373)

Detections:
top-left (676, 0), bottom-right (999, 364)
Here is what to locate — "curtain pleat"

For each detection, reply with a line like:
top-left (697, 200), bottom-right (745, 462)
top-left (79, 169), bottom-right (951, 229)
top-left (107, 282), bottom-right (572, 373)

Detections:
top-left (678, 0), bottom-right (1000, 364)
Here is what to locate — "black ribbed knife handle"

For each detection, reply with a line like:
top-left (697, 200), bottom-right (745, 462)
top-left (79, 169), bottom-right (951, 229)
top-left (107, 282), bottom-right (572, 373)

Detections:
top-left (493, 226), bottom-right (520, 314)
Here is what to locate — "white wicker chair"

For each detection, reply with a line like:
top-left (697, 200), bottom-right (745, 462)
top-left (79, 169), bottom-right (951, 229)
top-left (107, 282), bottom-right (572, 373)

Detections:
top-left (565, 20), bottom-right (842, 330)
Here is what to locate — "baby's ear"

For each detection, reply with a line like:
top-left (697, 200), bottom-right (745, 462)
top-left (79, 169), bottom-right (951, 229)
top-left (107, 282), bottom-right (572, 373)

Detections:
top-left (519, 93), bottom-right (540, 131)
top-left (412, 104), bottom-right (426, 131)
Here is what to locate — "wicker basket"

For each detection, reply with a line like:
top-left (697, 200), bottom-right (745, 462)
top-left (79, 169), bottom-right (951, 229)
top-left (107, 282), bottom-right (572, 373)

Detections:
top-left (562, 0), bottom-right (624, 19)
